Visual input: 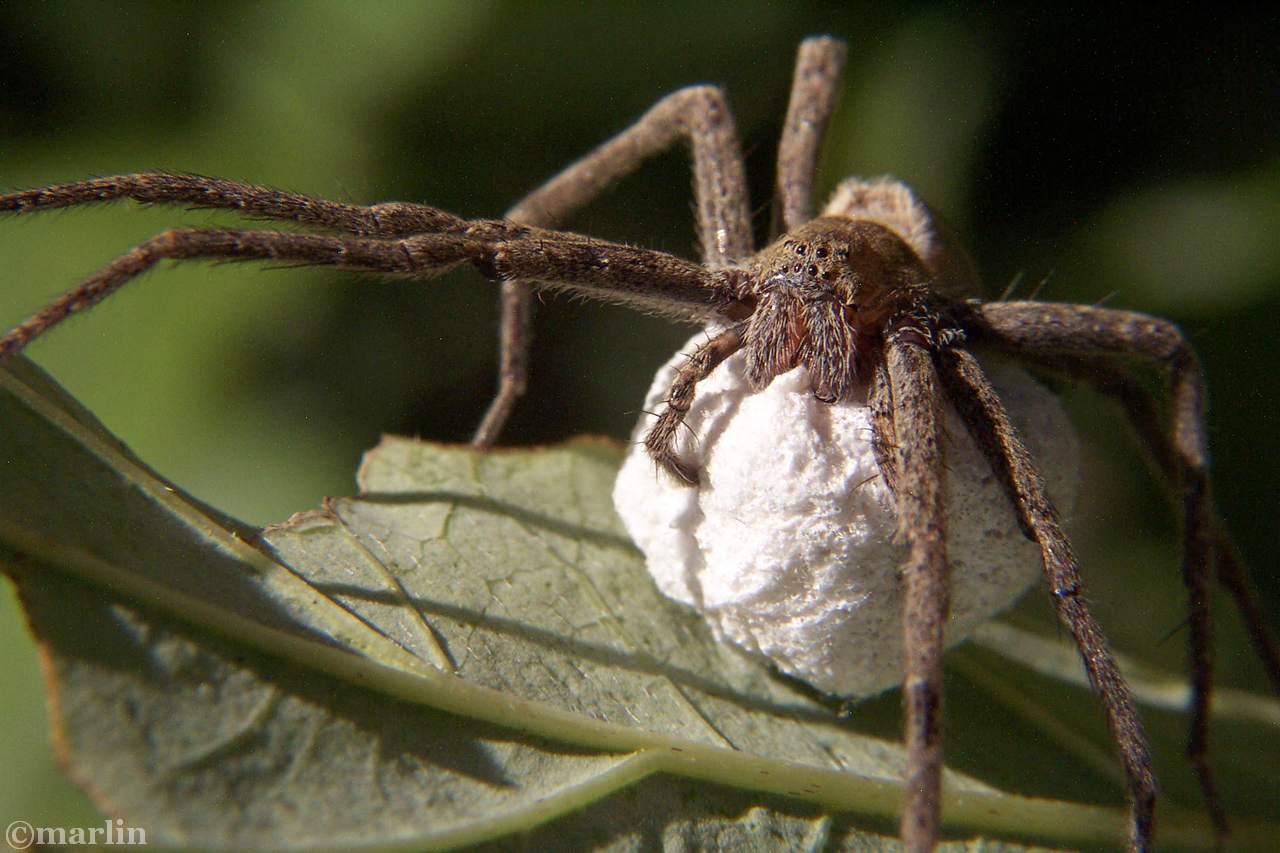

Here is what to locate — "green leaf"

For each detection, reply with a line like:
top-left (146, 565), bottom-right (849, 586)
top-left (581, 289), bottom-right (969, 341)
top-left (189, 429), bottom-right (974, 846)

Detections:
top-left (0, 356), bottom-right (1274, 851)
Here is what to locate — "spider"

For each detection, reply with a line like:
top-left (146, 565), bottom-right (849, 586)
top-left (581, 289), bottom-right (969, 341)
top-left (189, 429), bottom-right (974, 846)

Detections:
top-left (1, 34), bottom-right (1276, 852)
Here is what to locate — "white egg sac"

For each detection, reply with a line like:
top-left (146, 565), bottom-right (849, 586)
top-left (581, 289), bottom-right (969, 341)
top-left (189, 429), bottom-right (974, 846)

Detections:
top-left (613, 331), bottom-right (1080, 698)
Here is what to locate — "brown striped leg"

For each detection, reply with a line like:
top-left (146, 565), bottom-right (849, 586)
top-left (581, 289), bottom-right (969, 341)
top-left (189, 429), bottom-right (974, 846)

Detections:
top-left (940, 344), bottom-right (1157, 851)
top-left (1017, 351), bottom-right (1280, 697)
top-left (774, 36), bottom-right (847, 235)
top-left (506, 85), bottom-right (754, 266)
top-left (470, 281), bottom-right (533, 447)
top-left (0, 229), bottom-right (475, 361)
top-left (977, 301), bottom-right (1227, 836)
top-left (473, 83), bottom-right (755, 447)
top-left (0, 226), bottom-right (738, 363)
top-left (884, 336), bottom-right (949, 853)
top-left (642, 325), bottom-right (745, 484)
top-left (490, 231), bottom-right (738, 317)
top-left (0, 173), bottom-right (461, 237)
top-left (980, 313), bottom-right (1280, 840)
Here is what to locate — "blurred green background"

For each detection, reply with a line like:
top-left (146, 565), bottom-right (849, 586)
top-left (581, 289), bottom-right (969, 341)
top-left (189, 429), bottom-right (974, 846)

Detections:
top-left (0, 1), bottom-right (1276, 837)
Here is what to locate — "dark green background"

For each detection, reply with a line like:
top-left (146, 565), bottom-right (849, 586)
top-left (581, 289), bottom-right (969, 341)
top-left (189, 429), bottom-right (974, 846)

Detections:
top-left (1, 2), bottom-right (1276, 835)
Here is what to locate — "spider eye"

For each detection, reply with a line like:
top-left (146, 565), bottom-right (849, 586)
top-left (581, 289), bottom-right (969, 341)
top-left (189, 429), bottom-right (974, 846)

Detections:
top-left (814, 247), bottom-right (828, 259)
top-left (794, 244), bottom-right (807, 256)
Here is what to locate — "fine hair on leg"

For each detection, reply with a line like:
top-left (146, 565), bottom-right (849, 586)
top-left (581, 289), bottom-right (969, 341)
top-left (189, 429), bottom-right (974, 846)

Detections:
top-left (939, 345), bottom-right (1157, 850)
top-left (473, 84), bottom-right (755, 447)
top-left (1013, 349), bottom-right (1280, 694)
top-left (774, 36), bottom-right (847, 235)
top-left (0, 229), bottom-right (466, 359)
top-left (1, 173), bottom-right (465, 237)
top-left (642, 324), bottom-right (745, 484)
top-left (0, 223), bottom-right (742, 363)
top-left (971, 300), bottom-right (1277, 836)
top-left (884, 335), bottom-right (949, 852)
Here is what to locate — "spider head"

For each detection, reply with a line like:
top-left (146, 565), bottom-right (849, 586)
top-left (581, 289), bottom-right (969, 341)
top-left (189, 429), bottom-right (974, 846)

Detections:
top-left (741, 217), bottom-right (933, 400)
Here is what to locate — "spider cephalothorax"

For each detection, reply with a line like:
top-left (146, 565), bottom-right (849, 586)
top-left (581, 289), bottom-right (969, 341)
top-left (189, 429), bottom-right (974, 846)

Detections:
top-left (2, 34), bottom-right (1277, 853)
top-left (641, 203), bottom-right (970, 486)
top-left (742, 218), bottom-right (944, 403)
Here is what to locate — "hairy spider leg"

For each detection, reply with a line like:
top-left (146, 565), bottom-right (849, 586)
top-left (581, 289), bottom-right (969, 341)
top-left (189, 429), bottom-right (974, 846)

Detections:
top-left (1004, 347), bottom-right (1280, 837)
top-left (774, 36), bottom-right (847, 235)
top-left (473, 82), bottom-right (757, 448)
top-left (1045, 354), bottom-right (1280, 698)
top-left (940, 345), bottom-right (1158, 851)
top-left (883, 337), bottom-right (951, 852)
top-left (0, 173), bottom-right (463, 238)
top-left (975, 300), bottom-right (1275, 839)
top-left (0, 223), bottom-right (739, 363)
top-left (641, 324), bottom-right (746, 483)
top-left (475, 35), bottom-right (848, 449)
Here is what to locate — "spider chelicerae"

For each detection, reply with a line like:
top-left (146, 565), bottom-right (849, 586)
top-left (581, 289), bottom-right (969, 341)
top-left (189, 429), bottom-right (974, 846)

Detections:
top-left (2, 35), bottom-right (1276, 853)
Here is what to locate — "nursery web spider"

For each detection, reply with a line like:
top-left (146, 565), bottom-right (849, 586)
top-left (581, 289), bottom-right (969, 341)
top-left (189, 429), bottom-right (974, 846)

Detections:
top-left (2, 35), bottom-right (1277, 852)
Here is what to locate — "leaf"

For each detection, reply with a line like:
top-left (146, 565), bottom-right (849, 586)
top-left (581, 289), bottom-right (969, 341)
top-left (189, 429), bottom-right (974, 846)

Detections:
top-left (0, 356), bottom-right (1273, 851)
